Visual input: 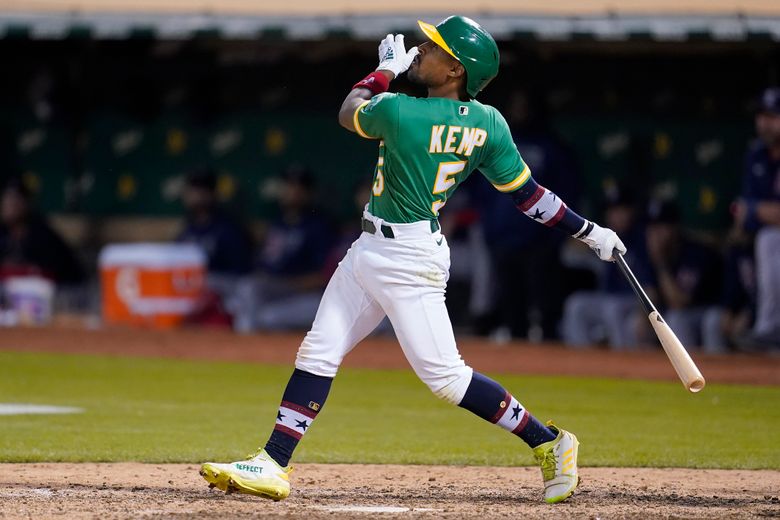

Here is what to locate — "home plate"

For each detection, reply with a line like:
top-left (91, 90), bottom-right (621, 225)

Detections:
top-left (0, 404), bottom-right (84, 415)
top-left (322, 506), bottom-right (442, 513)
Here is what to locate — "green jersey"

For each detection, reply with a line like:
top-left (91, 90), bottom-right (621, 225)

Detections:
top-left (354, 92), bottom-right (531, 223)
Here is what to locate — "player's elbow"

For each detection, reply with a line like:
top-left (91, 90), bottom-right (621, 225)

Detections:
top-left (337, 106), bottom-right (354, 131)
top-left (339, 93), bottom-right (367, 132)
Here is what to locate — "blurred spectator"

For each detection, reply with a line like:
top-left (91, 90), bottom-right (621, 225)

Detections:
top-left (472, 90), bottom-right (582, 340)
top-left (321, 179), bottom-right (372, 279)
top-left (562, 187), bottom-right (651, 349)
top-left (233, 165), bottom-right (333, 332)
top-left (732, 87), bottom-right (780, 349)
top-left (438, 182), bottom-right (493, 332)
top-left (710, 238), bottom-right (757, 350)
top-left (176, 170), bottom-right (253, 277)
top-left (176, 170), bottom-right (253, 328)
top-left (321, 178), bottom-right (393, 334)
top-left (645, 200), bottom-right (723, 351)
top-left (0, 178), bottom-right (84, 285)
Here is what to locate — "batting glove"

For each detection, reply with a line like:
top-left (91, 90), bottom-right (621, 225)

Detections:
top-left (578, 222), bottom-right (627, 262)
top-left (377, 34), bottom-right (419, 78)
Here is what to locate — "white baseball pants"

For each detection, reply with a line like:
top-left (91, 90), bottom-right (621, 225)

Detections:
top-left (295, 211), bottom-right (474, 404)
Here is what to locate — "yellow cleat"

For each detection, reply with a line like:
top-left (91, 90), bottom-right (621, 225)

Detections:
top-left (532, 422), bottom-right (580, 504)
top-left (200, 449), bottom-right (291, 501)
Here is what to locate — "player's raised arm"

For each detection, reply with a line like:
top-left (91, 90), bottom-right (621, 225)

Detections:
top-left (338, 34), bottom-right (418, 132)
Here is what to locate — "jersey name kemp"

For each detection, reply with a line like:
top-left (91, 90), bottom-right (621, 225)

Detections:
top-left (428, 125), bottom-right (488, 156)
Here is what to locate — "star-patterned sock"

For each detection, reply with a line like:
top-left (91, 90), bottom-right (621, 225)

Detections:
top-left (458, 371), bottom-right (557, 448)
top-left (263, 368), bottom-right (332, 467)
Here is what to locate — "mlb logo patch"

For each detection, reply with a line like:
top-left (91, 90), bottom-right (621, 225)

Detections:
top-left (459, 106), bottom-right (469, 116)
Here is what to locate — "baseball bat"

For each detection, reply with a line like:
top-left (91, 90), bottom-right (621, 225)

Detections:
top-left (613, 251), bottom-right (706, 393)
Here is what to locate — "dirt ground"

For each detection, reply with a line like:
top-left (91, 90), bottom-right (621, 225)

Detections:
top-left (0, 463), bottom-right (778, 519)
top-left (1, 325), bottom-right (779, 519)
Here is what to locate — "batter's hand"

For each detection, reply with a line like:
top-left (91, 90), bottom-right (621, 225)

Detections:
top-left (377, 34), bottom-right (419, 78)
top-left (579, 222), bottom-right (626, 262)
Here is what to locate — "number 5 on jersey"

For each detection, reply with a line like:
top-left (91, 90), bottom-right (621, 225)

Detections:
top-left (372, 156), bottom-right (385, 196)
top-left (431, 161), bottom-right (466, 216)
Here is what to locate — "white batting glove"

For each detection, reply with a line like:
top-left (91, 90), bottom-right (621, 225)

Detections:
top-left (578, 222), bottom-right (627, 262)
top-left (377, 34), bottom-right (419, 78)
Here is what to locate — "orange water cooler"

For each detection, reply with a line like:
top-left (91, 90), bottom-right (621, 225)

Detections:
top-left (99, 243), bottom-right (206, 328)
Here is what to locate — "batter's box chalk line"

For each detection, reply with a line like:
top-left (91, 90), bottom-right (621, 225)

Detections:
top-left (0, 488), bottom-right (55, 498)
top-left (320, 506), bottom-right (442, 513)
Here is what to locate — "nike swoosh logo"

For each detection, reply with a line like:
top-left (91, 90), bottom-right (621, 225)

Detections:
top-left (436, 238), bottom-right (443, 246)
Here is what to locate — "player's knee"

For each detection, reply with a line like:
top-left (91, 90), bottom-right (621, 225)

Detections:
top-left (425, 365), bottom-right (474, 405)
top-left (294, 335), bottom-right (342, 378)
top-left (294, 357), bottom-right (339, 378)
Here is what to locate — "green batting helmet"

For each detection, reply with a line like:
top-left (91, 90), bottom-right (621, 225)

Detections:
top-left (417, 16), bottom-right (499, 98)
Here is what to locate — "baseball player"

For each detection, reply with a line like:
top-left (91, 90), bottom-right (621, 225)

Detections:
top-left (201, 16), bottom-right (626, 504)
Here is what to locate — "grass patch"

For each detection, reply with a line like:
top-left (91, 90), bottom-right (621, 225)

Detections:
top-left (0, 351), bottom-right (777, 468)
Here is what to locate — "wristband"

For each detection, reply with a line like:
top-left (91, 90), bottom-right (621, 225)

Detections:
top-left (352, 72), bottom-right (390, 96)
top-left (574, 220), bottom-right (594, 239)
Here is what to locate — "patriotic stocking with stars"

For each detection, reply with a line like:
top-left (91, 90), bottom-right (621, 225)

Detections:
top-left (458, 371), bottom-right (556, 448)
top-left (264, 369), bottom-right (332, 467)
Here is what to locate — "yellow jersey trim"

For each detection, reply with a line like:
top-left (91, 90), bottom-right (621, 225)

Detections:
top-left (492, 164), bottom-right (531, 193)
top-left (353, 100), bottom-right (375, 139)
top-left (418, 20), bottom-right (458, 61)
